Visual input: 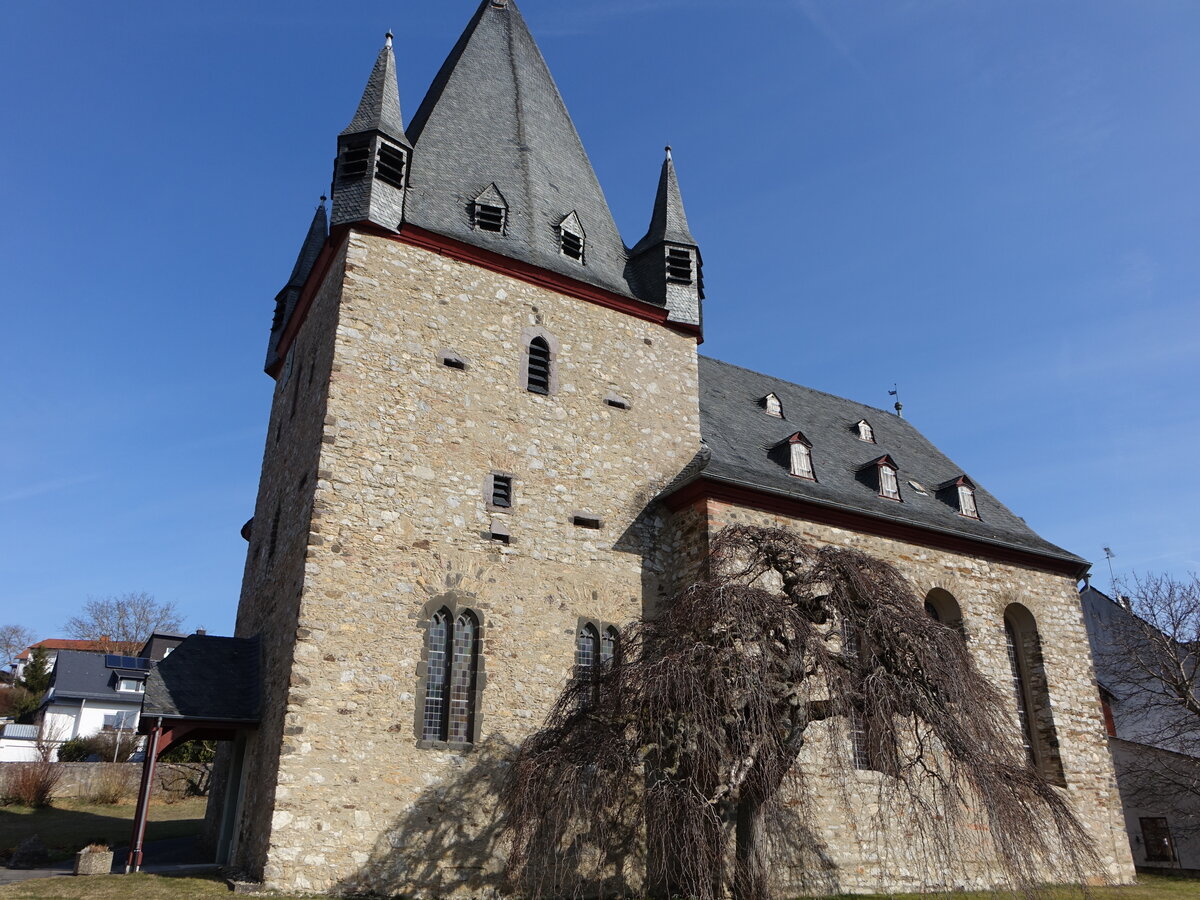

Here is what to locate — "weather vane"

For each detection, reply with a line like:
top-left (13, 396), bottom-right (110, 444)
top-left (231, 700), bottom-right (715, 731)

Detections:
top-left (888, 384), bottom-right (903, 418)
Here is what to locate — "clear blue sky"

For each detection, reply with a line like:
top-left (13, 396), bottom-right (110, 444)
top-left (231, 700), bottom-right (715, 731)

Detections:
top-left (1, 1), bottom-right (1196, 639)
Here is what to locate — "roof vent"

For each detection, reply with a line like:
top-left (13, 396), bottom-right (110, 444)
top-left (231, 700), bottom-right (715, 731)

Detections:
top-left (472, 184), bottom-right (508, 234)
top-left (558, 212), bottom-right (585, 263)
top-left (376, 142), bottom-right (407, 190)
top-left (666, 247), bottom-right (694, 284)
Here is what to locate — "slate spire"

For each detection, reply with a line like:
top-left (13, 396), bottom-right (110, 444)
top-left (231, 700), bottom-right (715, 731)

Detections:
top-left (331, 33), bottom-right (412, 231)
top-left (629, 147), bottom-right (704, 327)
top-left (403, 0), bottom-right (634, 299)
top-left (266, 198), bottom-right (329, 371)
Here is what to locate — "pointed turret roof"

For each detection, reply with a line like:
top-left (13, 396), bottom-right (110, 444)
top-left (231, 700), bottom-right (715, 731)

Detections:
top-left (404, 0), bottom-right (633, 298)
top-left (286, 199), bottom-right (329, 290)
top-left (632, 147), bottom-right (697, 256)
top-left (342, 32), bottom-right (410, 146)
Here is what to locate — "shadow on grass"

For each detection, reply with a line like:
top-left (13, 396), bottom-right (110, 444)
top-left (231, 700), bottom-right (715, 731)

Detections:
top-left (0, 800), bottom-right (206, 862)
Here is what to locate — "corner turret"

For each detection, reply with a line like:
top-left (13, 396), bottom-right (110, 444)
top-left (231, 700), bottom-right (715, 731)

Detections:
top-left (266, 197), bottom-right (328, 372)
top-left (331, 32), bottom-right (412, 231)
top-left (629, 147), bottom-right (704, 328)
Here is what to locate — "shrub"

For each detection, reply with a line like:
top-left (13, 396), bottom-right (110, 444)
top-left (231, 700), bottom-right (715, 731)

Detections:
top-left (57, 736), bottom-right (92, 763)
top-left (1, 758), bottom-right (62, 808)
top-left (82, 765), bottom-right (132, 805)
top-left (85, 731), bottom-right (137, 763)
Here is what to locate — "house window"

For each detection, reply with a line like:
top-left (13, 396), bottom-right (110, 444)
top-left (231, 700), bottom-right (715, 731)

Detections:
top-left (763, 393), bottom-right (783, 418)
top-left (421, 608), bottom-right (480, 745)
top-left (789, 440), bottom-right (814, 480)
top-left (666, 247), bottom-right (694, 284)
top-left (1141, 817), bottom-right (1176, 862)
top-left (841, 618), bottom-right (895, 773)
top-left (879, 463), bottom-right (900, 500)
top-left (856, 420), bottom-right (875, 442)
top-left (526, 337), bottom-right (551, 395)
top-left (117, 678), bottom-right (144, 693)
top-left (958, 484), bottom-right (978, 518)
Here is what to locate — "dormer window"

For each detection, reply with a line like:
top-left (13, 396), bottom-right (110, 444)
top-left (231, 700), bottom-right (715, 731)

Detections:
top-left (938, 475), bottom-right (980, 518)
top-left (666, 247), bottom-right (694, 284)
top-left (862, 455), bottom-right (901, 501)
top-left (338, 138), bottom-right (372, 182)
top-left (472, 184), bottom-right (508, 234)
top-left (856, 420), bottom-right (875, 443)
top-left (558, 212), bottom-right (585, 263)
top-left (788, 433), bottom-right (815, 480)
top-left (762, 393), bottom-right (783, 418)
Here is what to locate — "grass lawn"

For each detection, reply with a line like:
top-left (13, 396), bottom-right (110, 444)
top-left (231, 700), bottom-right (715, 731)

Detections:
top-left (0, 797), bottom-right (207, 862)
top-left (0, 873), bottom-right (1196, 900)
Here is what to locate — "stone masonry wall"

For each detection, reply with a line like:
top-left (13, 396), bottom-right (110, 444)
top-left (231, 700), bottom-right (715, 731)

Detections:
top-left (698, 498), bottom-right (1136, 894)
top-left (227, 246), bottom-right (348, 878)
top-left (255, 232), bottom-right (702, 895)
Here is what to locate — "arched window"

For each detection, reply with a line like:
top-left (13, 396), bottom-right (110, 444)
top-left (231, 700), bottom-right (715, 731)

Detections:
top-left (527, 337), bottom-right (551, 395)
top-left (924, 588), bottom-right (964, 635)
top-left (841, 616), bottom-right (896, 773)
top-left (576, 623), bottom-right (599, 674)
top-left (1003, 604), bottom-right (1065, 784)
top-left (601, 626), bottom-right (619, 667)
top-left (420, 606), bottom-right (481, 745)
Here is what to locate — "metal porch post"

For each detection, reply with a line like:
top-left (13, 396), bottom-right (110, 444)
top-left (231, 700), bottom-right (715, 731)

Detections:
top-left (125, 717), bottom-right (163, 873)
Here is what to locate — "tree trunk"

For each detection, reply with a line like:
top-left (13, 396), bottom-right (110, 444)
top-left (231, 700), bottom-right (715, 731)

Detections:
top-left (734, 794), bottom-right (770, 900)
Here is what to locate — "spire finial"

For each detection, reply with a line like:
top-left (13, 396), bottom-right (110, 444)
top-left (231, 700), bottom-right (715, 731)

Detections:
top-left (319, 194), bottom-right (327, 208)
top-left (665, 145), bottom-right (673, 161)
top-left (385, 31), bottom-right (393, 49)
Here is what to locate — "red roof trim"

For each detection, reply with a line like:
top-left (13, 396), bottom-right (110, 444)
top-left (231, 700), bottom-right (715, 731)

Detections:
top-left (663, 476), bottom-right (1086, 578)
top-left (270, 221), bottom-right (703, 375)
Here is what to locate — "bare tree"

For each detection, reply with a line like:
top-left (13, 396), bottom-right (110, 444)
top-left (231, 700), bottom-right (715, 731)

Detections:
top-left (0, 624), bottom-right (35, 670)
top-left (63, 593), bottom-right (182, 652)
top-left (1099, 573), bottom-right (1200, 839)
top-left (503, 525), bottom-right (1098, 900)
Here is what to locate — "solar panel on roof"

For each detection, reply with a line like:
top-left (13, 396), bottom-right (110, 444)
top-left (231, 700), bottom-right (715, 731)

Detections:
top-left (105, 655), bottom-right (151, 670)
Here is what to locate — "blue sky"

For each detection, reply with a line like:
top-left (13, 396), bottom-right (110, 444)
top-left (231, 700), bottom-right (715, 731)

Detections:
top-left (1, 0), bottom-right (1196, 639)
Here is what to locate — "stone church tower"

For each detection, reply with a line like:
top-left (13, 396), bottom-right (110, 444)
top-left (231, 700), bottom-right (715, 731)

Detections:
top-left (216, 1), bottom-right (1134, 895)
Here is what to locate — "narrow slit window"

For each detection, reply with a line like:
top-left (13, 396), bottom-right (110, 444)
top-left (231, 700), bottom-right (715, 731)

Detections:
top-left (422, 610), bottom-right (451, 741)
top-left (375, 143), bottom-right (407, 190)
top-left (443, 356), bottom-right (465, 370)
top-left (605, 396), bottom-right (630, 410)
top-left (527, 337), bottom-right (551, 395)
top-left (490, 475), bottom-right (513, 509)
top-left (572, 514), bottom-right (602, 530)
top-left (601, 626), bottom-right (618, 667)
top-left (447, 612), bottom-right (479, 743)
top-left (666, 247), bottom-right (694, 284)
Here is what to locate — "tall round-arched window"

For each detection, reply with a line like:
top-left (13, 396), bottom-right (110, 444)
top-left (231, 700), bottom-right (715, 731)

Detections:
top-left (576, 623), bottom-right (599, 674)
top-left (420, 607), bottom-right (481, 745)
top-left (527, 337), bottom-right (551, 394)
top-left (1003, 603), bottom-right (1065, 784)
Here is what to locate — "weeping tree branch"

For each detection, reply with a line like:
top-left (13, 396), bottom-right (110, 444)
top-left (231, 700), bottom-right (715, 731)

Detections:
top-left (502, 525), bottom-right (1099, 900)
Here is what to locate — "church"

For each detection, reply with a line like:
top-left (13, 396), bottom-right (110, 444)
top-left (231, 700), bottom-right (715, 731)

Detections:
top-left (203, 1), bottom-right (1134, 894)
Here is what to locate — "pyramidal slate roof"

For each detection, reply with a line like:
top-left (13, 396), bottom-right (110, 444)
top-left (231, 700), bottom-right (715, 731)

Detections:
top-left (684, 356), bottom-right (1085, 569)
top-left (404, 0), bottom-right (634, 299)
top-left (632, 149), bottom-right (697, 255)
top-left (343, 34), bottom-right (410, 145)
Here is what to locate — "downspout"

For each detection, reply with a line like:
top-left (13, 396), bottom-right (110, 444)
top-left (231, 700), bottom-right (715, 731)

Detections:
top-left (126, 717), bottom-right (163, 873)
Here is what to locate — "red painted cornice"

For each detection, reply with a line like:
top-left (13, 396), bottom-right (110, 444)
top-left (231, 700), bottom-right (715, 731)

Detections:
top-left (664, 476), bottom-right (1087, 579)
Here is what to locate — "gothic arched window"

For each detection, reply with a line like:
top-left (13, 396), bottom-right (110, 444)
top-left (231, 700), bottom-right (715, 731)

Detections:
top-left (420, 606), bottom-right (481, 745)
top-left (600, 626), bottom-right (619, 667)
top-left (576, 623), bottom-right (599, 674)
top-left (527, 337), bottom-right (552, 395)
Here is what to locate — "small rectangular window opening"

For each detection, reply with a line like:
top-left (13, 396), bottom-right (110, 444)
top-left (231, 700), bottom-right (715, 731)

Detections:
top-left (666, 247), bottom-right (693, 284)
top-left (605, 397), bottom-right (630, 410)
top-left (1140, 817), bottom-right (1176, 862)
top-left (376, 143), bottom-right (407, 190)
top-left (490, 475), bottom-right (513, 509)
top-left (442, 356), bottom-right (466, 370)
top-left (488, 529), bottom-right (511, 544)
top-left (475, 203), bottom-right (506, 233)
top-left (572, 514), bottom-right (602, 530)
top-left (339, 142), bottom-right (372, 181)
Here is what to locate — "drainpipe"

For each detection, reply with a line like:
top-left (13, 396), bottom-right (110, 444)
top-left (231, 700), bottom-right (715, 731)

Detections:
top-left (126, 717), bottom-right (163, 873)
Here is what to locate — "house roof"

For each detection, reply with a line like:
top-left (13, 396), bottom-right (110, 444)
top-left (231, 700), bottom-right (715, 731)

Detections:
top-left (44, 650), bottom-right (148, 704)
top-left (404, 0), bottom-right (635, 301)
top-left (670, 356), bottom-right (1086, 571)
top-left (142, 635), bottom-right (260, 724)
top-left (16, 639), bottom-right (110, 662)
